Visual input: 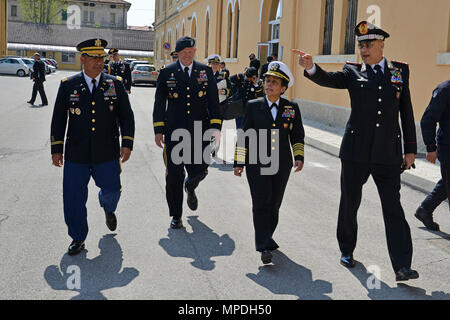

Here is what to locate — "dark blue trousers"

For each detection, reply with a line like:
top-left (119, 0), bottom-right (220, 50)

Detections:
top-left (63, 160), bottom-right (121, 241)
top-left (420, 164), bottom-right (450, 213)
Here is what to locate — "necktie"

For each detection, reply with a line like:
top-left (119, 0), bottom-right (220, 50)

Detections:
top-left (91, 78), bottom-right (97, 96)
top-left (184, 67), bottom-right (190, 82)
top-left (374, 65), bottom-right (383, 83)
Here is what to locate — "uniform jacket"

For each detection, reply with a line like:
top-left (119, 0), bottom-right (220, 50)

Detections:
top-left (305, 59), bottom-right (417, 165)
top-left (108, 60), bottom-right (132, 91)
top-left (420, 80), bottom-right (450, 162)
top-left (234, 97), bottom-right (305, 168)
top-left (50, 72), bottom-right (135, 164)
top-left (229, 73), bottom-right (264, 104)
top-left (153, 60), bottom-right (222, 137)
top-left (32, 60), bottom-right (46, 82)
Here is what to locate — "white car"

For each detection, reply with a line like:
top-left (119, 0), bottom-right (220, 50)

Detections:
top-left (0, 57), bottom-right (30, 77)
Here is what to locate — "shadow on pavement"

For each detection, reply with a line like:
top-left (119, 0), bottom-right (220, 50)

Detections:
top-left (246, 250), bottom-right (333, 300)
top-left (209, 157), bottom-right (234, 172)
top-left (44, 234), bottom-right (139, 300)
top-left (419, 227), bottom-right (450, 241)
top-left (159, 215), bottom-right (235, 271)
top-left (348, 261), bottom-right (450, 300)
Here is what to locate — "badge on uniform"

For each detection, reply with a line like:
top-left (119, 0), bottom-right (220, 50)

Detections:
top-left (432, 90), bottom-right (438, 99)
top-left (282, 107), bottom-right (295, 119)
top-left (198, 91), bottom-right (204, 97)
top-left (69, 93), bottom-right (80, 102)
top-left (289, 123), bottom-right (293, 130)
top-left (75, 108), bottom-right (81, 115)
top-left (69, 107), bottom-right (75, 114)
top-left (109, 105), bottom-right (114, 112)
top-left (283, 123), bottom-right (288, 128)
top-left (198, 70), bottom-right (208, 83)
top-left (390, 70), bottom-right (403, 85)
top-left (173, 93), bottom-right (179, 99)
top-left (105, 79), bottom-right (117, 97)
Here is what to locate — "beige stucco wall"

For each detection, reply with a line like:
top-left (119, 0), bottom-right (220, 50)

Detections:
top-left (154, 0), bottom-right (450, 121)
top-left (0, 0), bottom-right (7, 57)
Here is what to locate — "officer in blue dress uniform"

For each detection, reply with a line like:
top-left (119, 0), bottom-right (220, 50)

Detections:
top-left (294, 21), bottom-right (419, 281)
top-left (234, 62), bottom-right (305, 264)
top-left (50, 38), bottom-right (135, 255)
top-left (153, 36), bottom-right (222, 229)
top-left (416, 80), bottom-right (450, 231)
top-left (106, 48), bottom-right (132, 94)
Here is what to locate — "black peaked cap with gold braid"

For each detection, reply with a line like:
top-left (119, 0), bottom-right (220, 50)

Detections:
top-left (76, 38), bottom-right (108, 57)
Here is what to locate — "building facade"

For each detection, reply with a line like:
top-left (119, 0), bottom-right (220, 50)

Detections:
top-left (154, 0), bottom-right (450, 146)
top-left (7, 0), bottom-right (131, 29)
top-left (0, 0), bottom-right (7, 57)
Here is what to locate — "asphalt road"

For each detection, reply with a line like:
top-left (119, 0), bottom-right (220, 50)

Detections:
top-left (0, 71), bottom-right (449, 300)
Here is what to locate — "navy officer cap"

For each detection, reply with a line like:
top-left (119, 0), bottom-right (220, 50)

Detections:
top-left (175, 36), bottom-right (196, 53)
top-left (76, 38), bottom-right (108, 57)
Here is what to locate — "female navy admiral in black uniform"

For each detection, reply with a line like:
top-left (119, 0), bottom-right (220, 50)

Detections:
top-left (234, 61), bottom-right (305, 264)
top-left (50, 39), bottom-right (135, 256)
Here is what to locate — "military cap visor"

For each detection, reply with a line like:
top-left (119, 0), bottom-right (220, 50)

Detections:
top-left (170, 51), bottom-right (178, 57)
top-left (76, 38), bottom-right (108, 57)
top-left (108, 48), bottom-right (119, 55)
top-left (207, 54), bottom-right (222, 64)
top-left (264, 61), bottom-right (294, 88)
top-left (355, 21), bottom-right (390, 42)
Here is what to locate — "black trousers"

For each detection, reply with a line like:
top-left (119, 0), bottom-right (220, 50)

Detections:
top-left (163, 142), bottom-right (209, 218)
top-left (338, 159), bottom-right (413, 272)
top-left (30, 79), bottom-right (48, 105)
top-left (420, 163), bottom-right (450, 213)
top-left (246, 164), bottom-right (292, 252)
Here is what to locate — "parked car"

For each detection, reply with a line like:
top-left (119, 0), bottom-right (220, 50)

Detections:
top-left (48, 58), bottom-right (58, 68)
top-left (41, 58), bottom-right (56, 74)
top-left (131, 64), bottom-right (158, 86)
top-left (130, 60), bottom-right (150, 71)
top-left (0, 57), bottom-right (30, 77)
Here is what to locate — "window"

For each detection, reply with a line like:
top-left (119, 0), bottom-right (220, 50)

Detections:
top-left (90, 11), bottom-right (95, 23)
top-left (322, 0), bottom-right (334, 55)
top-left (205, 12), bottom-right (210, 58)
top-left (11, 5), bottom-right (17, 17)
top-left (344, 0), bottom-right (358, 54)
top-left (111, 5), bottom-right (116, 9)
top-left (226, 4), bottom-right (233, 58)
top-left (83, 11), bottom-right (89, 22)
top-left (110, 13), bottom-right (116, 25)
top-left (62, 53), bottom-right (76, 64)
top-left (233, 2), bottom-right (240, 58)
top-left (8, 59), bottom-right (19, 64)
top-left (61, 9), bottom-right (67, 21)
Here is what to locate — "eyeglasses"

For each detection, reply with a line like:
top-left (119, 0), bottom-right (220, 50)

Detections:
top-left (358, 42), bottom-right (375, 49)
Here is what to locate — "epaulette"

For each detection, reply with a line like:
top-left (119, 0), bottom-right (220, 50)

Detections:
top-left (61, 77), bottom-right (68, 83)
top-left (346, 61), bottom-right (362, 66)
top-left (116, 76), bottom-right (123, 82)
top-left (392, 60), bottom-right (408, 66)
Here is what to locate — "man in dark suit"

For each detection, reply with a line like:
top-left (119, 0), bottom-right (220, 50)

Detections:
top-left (153, 36), bottom-right (222, 229)
top-left (416, 80), bottom-right (450, 231)
top-left (50, 38), bottom-right (135, 256)
top-left (293, 21), bottom-right (419, 281)
top-left (27, 53), bottom-right (48, 106)
top-left (260, 56), bottom-right (273, 79)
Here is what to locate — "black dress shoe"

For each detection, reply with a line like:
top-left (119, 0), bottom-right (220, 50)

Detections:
top-left (68, 240), bottom-right (85, 256)
top-left (185, 186), bottom-right (198, 211)
top-left (39, 103), bottom-right (48, 107)
top-left (340, 254), bottom-right (355, 268)
top-left (170, 217), bottom-right (183, 229)
top-left (395, 267), bottom-right (419, 281)
top-left (415, 207), bottom-right (440, 231)
top-left (261, 250), bottom-right (273, 264)
top-left (104, 209), bottom-right (117, 231)
top-left (27, 100), bottom-right (34, 104)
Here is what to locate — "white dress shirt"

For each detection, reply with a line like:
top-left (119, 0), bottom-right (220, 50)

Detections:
top-left (83, 71), bottom-right (101, 93)
top-left (179, 61), bottom-right (193, 77)
top-left (266, 96), bottom-right (280, 120)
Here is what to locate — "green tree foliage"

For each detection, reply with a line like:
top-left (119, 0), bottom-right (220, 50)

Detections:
top-left (18, 0), bottom-right (68, 24)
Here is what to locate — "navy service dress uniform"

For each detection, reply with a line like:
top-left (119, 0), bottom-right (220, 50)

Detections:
top-left (106, 48), bottom-right (132, 93)
top-left (50, 39), bottom-right (135, 249)
top-left (304, 22), bottom-right (417, 276)
top-left (229, 67), bottom-right (264, 129)
top-left (153, 36), bottom-right (222, 225)
top-left (235, 62), bottom-right (305, 263)
top-left (416, 80), bottom-right (450, 230)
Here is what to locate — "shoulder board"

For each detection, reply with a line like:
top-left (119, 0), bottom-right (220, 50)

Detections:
top-left (61, 77), bottom-right (68, 83)
top-left (160, 65), bottom-right (166, 70)
top-left (391, 60), bottom-right (409, 66)
top-left (116, 76), bottom-right (123, 82)
top-left (346, 61), bottom-right (362, 66)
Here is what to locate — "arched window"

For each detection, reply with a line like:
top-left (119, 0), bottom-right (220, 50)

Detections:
top-left (205, 10), bottom-right (210, 58)
top-left (175, 24), bottom-right (179, 42)
top-left (182, 19), bottom-right (185, 36)
top-left (233, 1), bottom-right (240, 58)
top-left (226, 2), bottom-right (233, 58)
top-left (191, 14), bottom-right (197, 39)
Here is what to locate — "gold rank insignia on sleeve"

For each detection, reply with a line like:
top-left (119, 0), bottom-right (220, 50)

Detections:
top-left (62, 77), bottom-right (68, 83)
top-left (234, 147), bottom-right (247, 163)
top-left (292, 143), bottom-right (304, 157)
